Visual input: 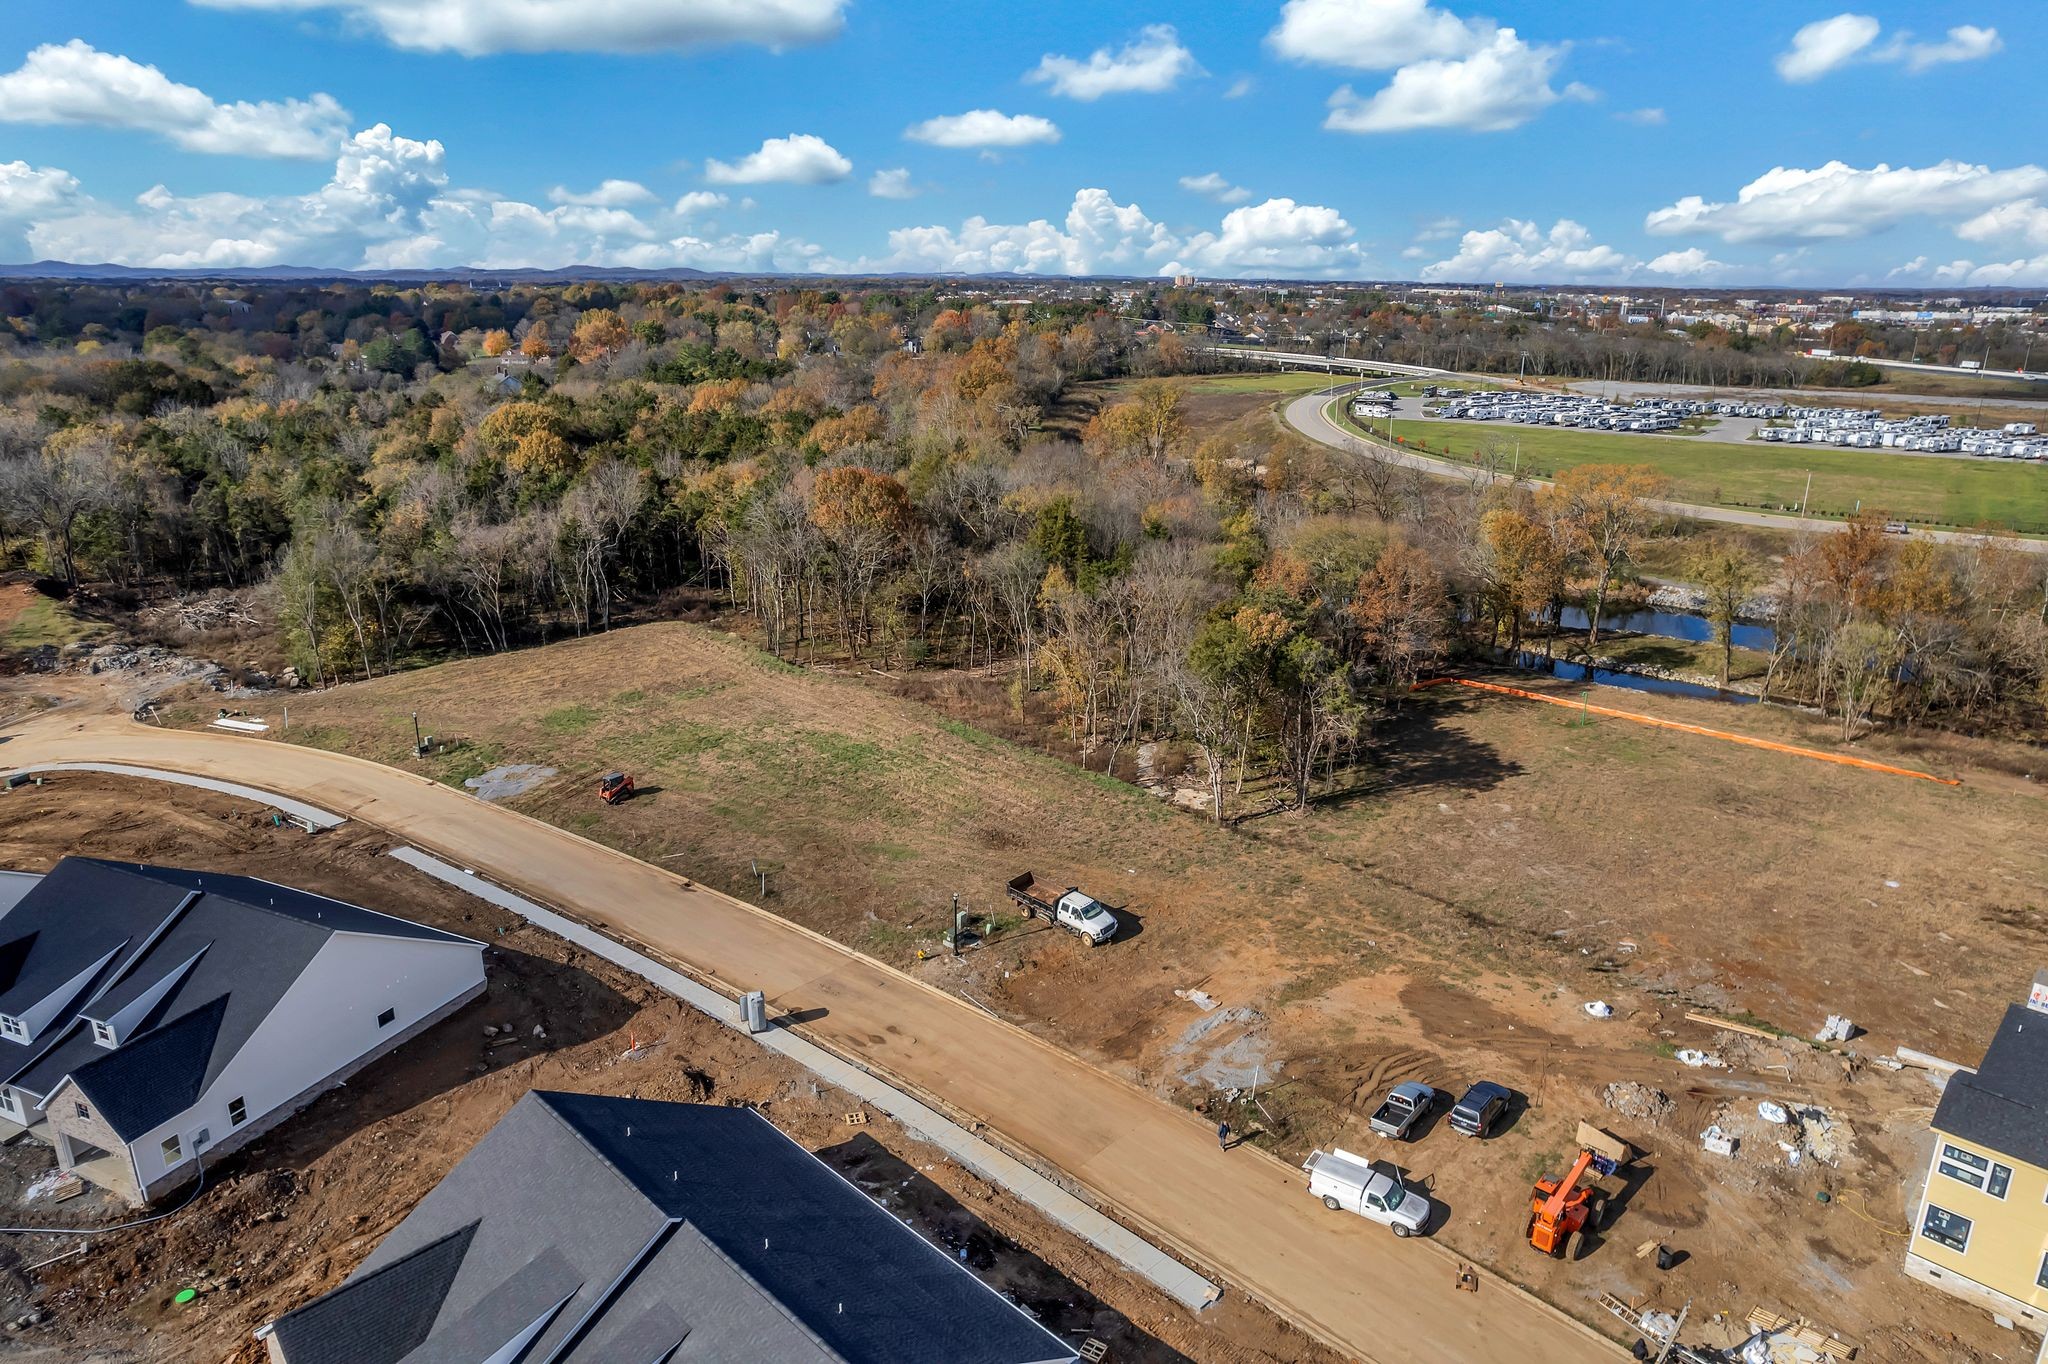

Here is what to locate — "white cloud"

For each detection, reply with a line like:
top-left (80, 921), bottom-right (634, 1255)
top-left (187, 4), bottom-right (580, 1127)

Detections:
top-left (1026, 24), bottom-right (1199, 100)
top-left (1324, 28), bottom-right (1580, 134)
top-left (875, 189), bottom-right (1362, 278)
top-left (1775, 14), bottom-right (1881, 82)
top-left (672, 190), bottom-right (730, 218)
top-left (1179, 172), bottom-right (1250, 205)
top-left (547, 179), bottom-right (656, 207)
top-left (1776, 14), bottom-right (2001, 82)
top-left (7, 121), bottom-right (840, 273)
top-left (1223, 76), bottom-right (1255, 99)
top-left (1267, 0), bottom-right (1488, 70)
top-left (1420, 218), bottom-right (1631, 282)
top-left (189, 0), bottom-right (848, 56)
top-left (1645, 247), bottom-right (1726, 277)
top-left (1646, 160), bottom-right (2048, 243)
top-left (1958, 199), bottom-right (2048, 249)
top-left (1884, 24), bottom-right (2002, 72)
top-left (1615, 107), bottom-right (1665, 126)
top-left (867, 167), bottom-right (917, 200)
top-left (1168, 198), bottom-right (1365, 277)
top-left (905, 109), bottom-right (1060, 149)
top-left (703, 133), bottom-right (850, 185)
top-left (0, 40), bottom-right (347, 159)
top-left (1902, 253), bottom-right (2048, 287)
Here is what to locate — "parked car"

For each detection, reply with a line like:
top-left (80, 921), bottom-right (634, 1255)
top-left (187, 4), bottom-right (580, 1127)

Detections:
top-left (1368, 1082), bottom-right (1438, 1141)
top-left (1302, 1148), bottom-right (1430, 1237)
top-left (1448, 1081), bottom-right (1512, 1138)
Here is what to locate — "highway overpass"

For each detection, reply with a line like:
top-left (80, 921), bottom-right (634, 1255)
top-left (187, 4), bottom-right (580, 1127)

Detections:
top-left (1199, 344), bottom-right (1449, 379)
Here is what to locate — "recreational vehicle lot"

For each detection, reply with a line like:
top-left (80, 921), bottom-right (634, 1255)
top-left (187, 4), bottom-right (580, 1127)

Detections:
top-left (1336, 404), bottom-right (2048, 531)
top-left (0, 774), bottom-right (1336, 1364)
top-left (170, 618), bottom-right (2048, 1361)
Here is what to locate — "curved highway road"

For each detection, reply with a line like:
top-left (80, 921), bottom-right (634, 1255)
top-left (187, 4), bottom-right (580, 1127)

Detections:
top-left (1284, 387), bottom-right (2048, 552)
top-left (1, 709), bottom-right (1624, 1364)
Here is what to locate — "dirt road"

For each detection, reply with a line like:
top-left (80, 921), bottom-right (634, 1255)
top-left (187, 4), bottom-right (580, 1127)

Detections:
top-left (1, 713), bottom-right (1624, 1364)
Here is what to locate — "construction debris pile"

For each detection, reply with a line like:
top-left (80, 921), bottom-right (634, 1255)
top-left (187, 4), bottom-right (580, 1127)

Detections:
top-left (1602, 1082), bottom-right (1675, 1122)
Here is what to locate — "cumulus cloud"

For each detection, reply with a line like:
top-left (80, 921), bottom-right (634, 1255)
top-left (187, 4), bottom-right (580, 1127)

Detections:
top-left (876, 189), bottom-right (1363, 278)
top-left (1775, 14), bottom-right (1881, 82)
top-left (1267, 0), bottom-right (1487, 69)
top-left (1168, 198), bottom-right (1364, 276)
top-left (1420, 218), bottom-right (1631, 282)
top-left (189, 0), bottom-right (848, 56)
top-left (1645, 247), bottom-right (1726, 277)
top-left (867, 168), bottom-right (917, 200)
top-left (703, 133), bottom-right (850, 185)
top-left (7, 122), bottom-right (837, 273)
top-left (0, 40), bottom-right (347, 159)
top-left (547, 179), bottom-right (656, 207)
top-left (1776, 14), bottom-right (2001, 82)
top-left (1026, 24), bottom-right (1199, 100)
top-left (1179, 172), bottom-right (1250, 205)
top-left (671, 190), bottom-right (729, 218)
top-left (1958, 199), bottom-right (2048, 249)
top-left (1324, 28), bottom-right (1581, 134)
top-left (1646, 160), bottom-right (2048, 243)
top-left (1885, 24), bottom-right (2002, 72)
top-left (1894, 253), bottom-right (2048, 287)
top-left (905, 109), bottom-right (1060, 149)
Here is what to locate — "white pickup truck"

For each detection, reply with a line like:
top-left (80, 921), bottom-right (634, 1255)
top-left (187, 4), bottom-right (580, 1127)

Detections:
top-left (1302, 1148), bottom-right (1430, 1237)
top-left (1006, 872), bottom-right (1119, 945)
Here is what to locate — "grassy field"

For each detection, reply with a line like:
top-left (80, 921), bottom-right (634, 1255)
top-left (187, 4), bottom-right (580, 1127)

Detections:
top-left (1336, 405), bottom-right (2048, 532)
top-left (0, 585), bottom-right (99, 652)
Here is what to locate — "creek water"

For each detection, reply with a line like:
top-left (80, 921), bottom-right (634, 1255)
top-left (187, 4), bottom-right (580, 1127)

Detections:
top-left (1554, 605), bottom-right (1776, 653)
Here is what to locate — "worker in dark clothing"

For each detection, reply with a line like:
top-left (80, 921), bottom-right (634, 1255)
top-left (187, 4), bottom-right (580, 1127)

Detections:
top-left (1217, 1122), bottom-right (1230, 1150)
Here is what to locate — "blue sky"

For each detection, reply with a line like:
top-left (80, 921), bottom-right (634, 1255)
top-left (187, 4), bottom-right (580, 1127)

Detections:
top-left (0, 1), bottom-right (2044, 284)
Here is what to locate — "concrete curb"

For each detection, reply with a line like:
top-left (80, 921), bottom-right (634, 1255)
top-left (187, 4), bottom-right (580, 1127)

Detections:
top-left (388, 845), bottom-right (1224, 1314)
top-left (1, 762), bottom-right (347, 829)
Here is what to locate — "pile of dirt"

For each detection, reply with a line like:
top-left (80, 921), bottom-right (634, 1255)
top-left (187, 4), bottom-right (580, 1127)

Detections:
top-left (1602, 1081), bottom-right (1675, 1122)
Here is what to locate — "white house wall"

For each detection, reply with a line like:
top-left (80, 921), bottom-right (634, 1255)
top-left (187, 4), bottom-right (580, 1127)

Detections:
top-left (130, 932), bottom-right (485, 1191)
top-left (0, 871), bottom-right (41, 916)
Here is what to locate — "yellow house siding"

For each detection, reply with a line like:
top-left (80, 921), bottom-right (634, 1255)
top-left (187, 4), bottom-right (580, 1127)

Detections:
top-left (1913, 1126), bottom-right (2048, 1311)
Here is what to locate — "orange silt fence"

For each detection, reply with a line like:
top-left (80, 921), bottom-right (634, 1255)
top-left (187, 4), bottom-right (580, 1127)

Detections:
top-left (1412, 676), bottom-right (1962, 787)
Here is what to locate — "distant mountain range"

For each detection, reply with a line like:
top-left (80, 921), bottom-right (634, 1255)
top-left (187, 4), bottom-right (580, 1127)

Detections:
top-left (0, 260), bottom-right (2035, 297)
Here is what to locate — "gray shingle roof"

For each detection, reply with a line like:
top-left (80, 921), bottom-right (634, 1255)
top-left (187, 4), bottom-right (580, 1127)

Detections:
top-left (0, 858), bottom-right (480, 1143)
top-left (266, 1092), bottom-right (1076, 1364)
top-left (1935, 1004), bottom-right (2048, 1169)
top-left (259, 1223), bottom-right (479, 1364)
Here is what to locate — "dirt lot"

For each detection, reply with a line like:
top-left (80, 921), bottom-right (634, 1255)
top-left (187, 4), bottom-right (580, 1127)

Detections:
top-left (0, 776), bottom-right (1338, 1364)
top-left (181, 618), bottom-right (2048, 1361)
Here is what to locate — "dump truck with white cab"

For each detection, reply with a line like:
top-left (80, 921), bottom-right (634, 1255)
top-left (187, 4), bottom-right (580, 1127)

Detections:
top-left (1302, 1148), bottom-right (1430, 1237)
top-left (1005, 872), bottom-right (1119, 945)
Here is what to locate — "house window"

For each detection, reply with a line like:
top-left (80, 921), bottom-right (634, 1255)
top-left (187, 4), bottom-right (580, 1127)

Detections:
top-left (161, 1135), bottom-right (182, 1166)
top-left (1938, 1145), bottom-right (2013, 1198)
top-left (0, 1015), bottom-right (25, 1041)
top-left (228, 1097), bottom-right (247, 1127)
top-left (74, 1102), bottom-right (88, 1121)
top-left (2038, 1251), bottom-right (2048, 1291)
top-left (377, 1007), bottom-right (396, 1028)
top-left (1920, 1203), bottom-right (1972, 1254)
top-left (0, 1089), bottom-right (19, 1121)
top-left (91, 1021), bottom-right (114, 1047)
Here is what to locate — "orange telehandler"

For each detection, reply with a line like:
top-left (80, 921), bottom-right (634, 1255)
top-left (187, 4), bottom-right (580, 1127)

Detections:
top-left (1527, 1148), bottom-right (1599, 1259)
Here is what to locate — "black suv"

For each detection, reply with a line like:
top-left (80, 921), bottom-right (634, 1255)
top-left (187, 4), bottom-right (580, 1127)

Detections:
top-left (1448, 1081), bottom-right (1512, 1138)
